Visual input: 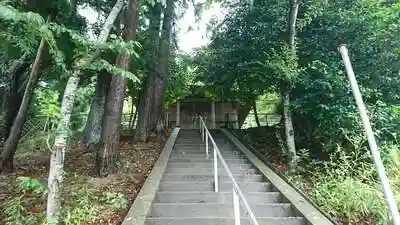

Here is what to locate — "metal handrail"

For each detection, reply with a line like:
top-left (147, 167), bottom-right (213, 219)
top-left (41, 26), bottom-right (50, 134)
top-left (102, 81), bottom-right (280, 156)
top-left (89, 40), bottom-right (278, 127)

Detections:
top-left (198, 116), bottom-right (260, 225)
top-left (338, 45), bottom-right (400, 225)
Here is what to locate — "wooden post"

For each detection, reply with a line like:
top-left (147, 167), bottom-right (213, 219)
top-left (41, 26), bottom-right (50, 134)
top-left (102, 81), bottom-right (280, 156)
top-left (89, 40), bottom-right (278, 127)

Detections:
top-left (211, 101), bottom-right (216, 129)
top-left (176, 101), bottom-right (180, 127)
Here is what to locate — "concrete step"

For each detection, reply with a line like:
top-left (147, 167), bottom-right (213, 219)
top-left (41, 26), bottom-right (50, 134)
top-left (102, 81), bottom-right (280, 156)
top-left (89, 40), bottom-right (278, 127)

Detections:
top-left (165, 166), bottom-right (258, 174)
top-left (169, 154), bottom-right (245, 160)
top-left (172, 147), bottom-right (238, 152)
top-left (154, 191), bottom-right (282, 204)
top-left (173, 143), bottom-right (234, 147)
top-left (168, 158), bottom-right (248, 164)
top-left (149, 203), bottom-right (294, 217)
top-left (161, 174), bottom-right (264, 182)
top-left (172, 149), bottom-right (239, 153)
top-left (166, 163), bottom-right (253, 169)
top-left (146, 217), bottom-right (305, 225)
top-left (170, 153), bottom-right (242, 158)
top-left (158, 181), bottom-right (271, 192)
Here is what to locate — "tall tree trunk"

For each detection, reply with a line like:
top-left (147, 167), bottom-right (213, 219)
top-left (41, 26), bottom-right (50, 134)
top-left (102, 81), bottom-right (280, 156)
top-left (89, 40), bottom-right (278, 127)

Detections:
top-left (0, 37), bottom-right (48, 174)
top-left (134, 3), bottom-right (162, 142)
top-left (151, 0), bottom-right (174, 137)
top-left (98, 0), bottom-right (140, 176)
top-left (82, 71), bottom-right (112, 150)
top-left (283, 0), bottom-right (299, 168)
top-left (252, 99), bottom-right (260, 127)
top-left (135, 76), bottom-right (155, 142)
top-left (45, 0), bottom-right (124, 221)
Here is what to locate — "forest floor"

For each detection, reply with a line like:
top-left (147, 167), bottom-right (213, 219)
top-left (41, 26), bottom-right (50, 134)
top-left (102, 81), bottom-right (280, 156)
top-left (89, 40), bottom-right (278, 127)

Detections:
top-left (0, 132), bottom-right (169, 225)
top-left (239, 126), bottom-right (375, 225)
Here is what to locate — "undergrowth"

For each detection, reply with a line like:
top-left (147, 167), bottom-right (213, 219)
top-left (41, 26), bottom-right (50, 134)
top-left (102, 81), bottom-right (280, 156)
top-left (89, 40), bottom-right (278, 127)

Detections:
top-left (288, 145), bottom-right (400, 224)
top-left (240, 127), bottom-right (400, 225)
top-left (4, 175), bottom-right (128, 225)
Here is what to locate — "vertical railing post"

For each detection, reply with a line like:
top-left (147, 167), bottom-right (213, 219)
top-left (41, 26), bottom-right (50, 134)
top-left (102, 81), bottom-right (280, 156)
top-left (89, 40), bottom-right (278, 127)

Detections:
top-left (338, 44), bottom-right (400, 225)
top-left (233, 187), bottom-right (241, 225)
top-left (202, 126), bottom-right (205, 141)
top-left (206, 133), bottom-right (209, 158)
top-left (214, 145), bottom-right (219, 192)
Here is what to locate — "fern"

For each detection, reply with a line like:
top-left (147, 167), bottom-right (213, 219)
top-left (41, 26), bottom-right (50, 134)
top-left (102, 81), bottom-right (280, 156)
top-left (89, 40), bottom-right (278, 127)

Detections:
top-left (90, 59), bottom-right (140, 82)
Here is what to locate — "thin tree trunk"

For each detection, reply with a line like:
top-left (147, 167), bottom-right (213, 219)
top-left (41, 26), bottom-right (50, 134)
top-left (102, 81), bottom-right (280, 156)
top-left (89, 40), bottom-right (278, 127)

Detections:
top-left (128, 92), bottom-right (135, 130)
top-left (46, 69), bottom-right (80, 220)
top-left (283, 0), bottom-right (299, 168)
top-left (0, 37), bottom-right (48, 174)
top-left (98, 0), bottom-right (140, 176)
top-left (252, 99), bottom-right (260, 127)
top-left (46, 0), bottom-right (124, 221)
top-left (151, 0), bottom-right (174, 137)
top-left (134, 3), bottom-right (162, 142)
top-left (132, 103), bottom-right (138, 129)
top-left (82, 71), bottom-right (112, 150)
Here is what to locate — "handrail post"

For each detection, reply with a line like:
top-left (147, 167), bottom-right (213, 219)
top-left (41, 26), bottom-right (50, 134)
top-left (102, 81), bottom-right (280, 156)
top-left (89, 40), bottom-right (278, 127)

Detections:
top-left (213, 145), bottom-right (219, 192)
top-left (206, 133), bottom-right (209, 158)
top-left (201, 117), bottom-right (205, 141)
top-left (199, 116), bottom-right (202, 133)
top-left (233, 187), bottom-right (241, 225)
top-left (338, 44), bottom-right (400, 225)
top-left (198, 115), bottom-right (259, 225)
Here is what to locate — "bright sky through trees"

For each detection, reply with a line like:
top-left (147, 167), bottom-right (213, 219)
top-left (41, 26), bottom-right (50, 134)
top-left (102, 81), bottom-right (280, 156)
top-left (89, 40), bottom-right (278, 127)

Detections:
top-left (78, 2), bottom-right (225, 53)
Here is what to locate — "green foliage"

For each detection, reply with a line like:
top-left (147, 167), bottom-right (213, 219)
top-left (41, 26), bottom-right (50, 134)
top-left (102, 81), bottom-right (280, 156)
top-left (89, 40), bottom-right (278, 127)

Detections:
top-left (5, 195), bottom-right (43, 225)
top-left (263, 45), bottom-right (302, 87)
top-left (90, 59), bottom-right (140, 82)
top-left (102, 191), bottom-right (127, 210)
top-left (62, 187), bottom-right (100, 225)
top-left (16, 177), bottom-right (46, 195)
top-left (165, 54), bottom-right (197, 105)
top-left (5, 177), bottom-right (46, 225)
top-left (313, 177), bottom-right (386, 224)
top-left (195, 0), bottom-right (400, 223)
top-left (34, 87), bottom-right (61, 120)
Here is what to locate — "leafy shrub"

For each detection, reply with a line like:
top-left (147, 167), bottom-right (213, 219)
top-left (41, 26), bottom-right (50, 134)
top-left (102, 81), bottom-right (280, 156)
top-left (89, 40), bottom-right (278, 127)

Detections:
top-left (62, 187), bottom-right (100, 225)
top-left (103, 191), bottom-right (128, 210)
top-left (5, 177), bottom-right (46, 225)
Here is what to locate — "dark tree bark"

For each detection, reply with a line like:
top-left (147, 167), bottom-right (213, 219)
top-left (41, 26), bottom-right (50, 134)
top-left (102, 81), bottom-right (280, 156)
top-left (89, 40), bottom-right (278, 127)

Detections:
top-left (151, 0), bottom-right (174, 138)
top-left (0, 54), bottom-right (30, 145)
top-left (134, 3), bottom-right (162, 142)
top-left (98, 0), bottom-right (140, 176)
top-left (135, 75), bottom-right (155, 142)
top-left (82, 71), bottom-right (112, 151)
top-left (46, 0), bottom-right (124, 221)
top-left (252, 99), bottom-right (261, 127)
top-left (0, 37), bottom-right (48, 174)
top-left (237, 104), bottom-right (251, 128)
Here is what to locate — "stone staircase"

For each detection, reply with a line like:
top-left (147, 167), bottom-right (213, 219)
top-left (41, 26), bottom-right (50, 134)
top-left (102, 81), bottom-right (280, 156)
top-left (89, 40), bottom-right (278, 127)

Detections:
top-left (144, 130), bottom-right (308, 225)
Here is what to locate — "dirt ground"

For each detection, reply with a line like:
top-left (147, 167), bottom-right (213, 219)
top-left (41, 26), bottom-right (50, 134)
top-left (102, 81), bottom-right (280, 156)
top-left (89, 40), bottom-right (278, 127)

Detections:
top-left (0, 134), bottom-right (168, 225)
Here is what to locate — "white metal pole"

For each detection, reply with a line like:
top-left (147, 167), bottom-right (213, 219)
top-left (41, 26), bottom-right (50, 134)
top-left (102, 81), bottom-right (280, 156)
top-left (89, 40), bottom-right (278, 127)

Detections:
top-left (338, 44), bottom-right (400, 225)
top-left (202, 126), bottom-right (205, 141)
top-left (214, 145), bottom-right (219, 192)
top-left (233, 187), bottom-right (241, 225)
top-left (206, 134), bottom-right (209, 158)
